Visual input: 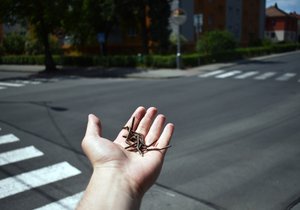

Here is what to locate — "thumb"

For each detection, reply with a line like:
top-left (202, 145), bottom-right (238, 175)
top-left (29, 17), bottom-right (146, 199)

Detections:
top-left (85, 114), bottom-right (102, 138)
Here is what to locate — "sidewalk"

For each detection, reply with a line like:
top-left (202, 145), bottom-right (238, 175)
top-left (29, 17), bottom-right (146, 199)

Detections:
top-left (0, 51), bottom-right (299, 79)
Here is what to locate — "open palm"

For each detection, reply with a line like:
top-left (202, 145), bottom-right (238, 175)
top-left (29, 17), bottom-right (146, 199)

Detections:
top-left (81, 106), bottom-right (174, 195)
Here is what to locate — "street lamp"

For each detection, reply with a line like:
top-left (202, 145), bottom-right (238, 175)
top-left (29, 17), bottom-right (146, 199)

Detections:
top-left (171, 8), bottom-right (187, 69)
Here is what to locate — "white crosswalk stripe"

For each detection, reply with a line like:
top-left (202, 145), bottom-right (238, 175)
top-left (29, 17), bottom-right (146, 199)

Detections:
top-left (234, 71), bottom-right (259, 79)
top-left (275, 73), bottom-right (297, 81)
top-left (14, 80), bottom-right (42, 85)
top-left (0, 131), bottom-right (83, 208)
top-left (215, 70), bottom-right (241, 78)
top-left (0, 82), bottom-right (25, 87)
top-left (0, 161), bottom-right (81, 199)
top-left (0, 134), bottom-right (20, 145)
top-left (198, 70), bottom-right (299, 83)
top-left (0, 78), bottom-right (56, 91)
top-left (34, 192), bottom-right (84, 210)
top-left (0, 146), bottom-right (44, 166)
top-left (254, 72), bottom-right (277, 80)
top-left (198, 70), bottom-right (225, 78)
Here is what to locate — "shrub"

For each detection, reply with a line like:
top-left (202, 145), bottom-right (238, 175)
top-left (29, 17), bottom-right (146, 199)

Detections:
top-left (196, 30), bottom-right (237, 54)
top-left (25, 34), bottom-right (63, 55)
top-left (144, 55), bottom-right (176, 68)
top-left (2, 33), bottom-right (26, 55)
top-left (93, 56), bottom-right (137, 67)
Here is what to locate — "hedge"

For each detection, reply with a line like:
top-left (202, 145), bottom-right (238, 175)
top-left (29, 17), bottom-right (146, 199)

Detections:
top-left (0, 43), bottom-right (299, 69)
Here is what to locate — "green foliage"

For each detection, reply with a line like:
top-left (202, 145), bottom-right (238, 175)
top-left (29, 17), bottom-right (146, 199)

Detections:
top-left (0, 55), bottom-right (45, 64)
top-left (144, 55), bottom-right (176, 68)
top-left (2, 33), bottom-right (26, 55)
top-left (196, 30), bottom-right (237, 54)
top-left (0, 44), bottom-right (4, 56)
top-left (169, 33), bottom-right (188, 46)
top-left (1, 0), bottom-right (70, 70)
top-left (261, 38), bottom-right (273, 47)
top-left (94, 55), bottom-right (137, 67)
top-left (67, 0), bottom-right (116, 47)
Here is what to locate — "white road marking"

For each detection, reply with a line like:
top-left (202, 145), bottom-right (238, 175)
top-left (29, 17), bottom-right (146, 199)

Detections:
top-left (14, 80), bottom-right (42, 85)
top-left (0, 146), bottom-right (44, 166)
top-left (275, 73), bottom-right (297, 81)
top-left (198, 70), bottom-right (225, 78)
top-left (215, 70), bottom-right (241, 78)
top-left (234, 71), bottom-right (259, 79)
top-left (254, 72), bottom-right (276, 80)
top-left (34, 192), bottom-right (84, 210)
top-left (0, 134), bottom-right (20, 145)
top-left (0, 82), bottom-right (24, 87)
top-left (0, 162), bottom-right (81, 199)
top-left (0, 86), bottom-right (7, 90)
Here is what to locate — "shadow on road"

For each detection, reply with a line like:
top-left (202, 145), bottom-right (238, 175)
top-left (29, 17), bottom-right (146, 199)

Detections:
top-left (0, 66), bottom-right (144, 82)
top-left (37, 66), bottom-right (144, 78)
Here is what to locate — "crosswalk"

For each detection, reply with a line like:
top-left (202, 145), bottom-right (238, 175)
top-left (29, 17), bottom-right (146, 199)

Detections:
top-left (0, 78), bottom-right (58, 91)
top-left (198, 70), bottom-right (300, 83)
top-left (0, 131), bottom-right (84, 209)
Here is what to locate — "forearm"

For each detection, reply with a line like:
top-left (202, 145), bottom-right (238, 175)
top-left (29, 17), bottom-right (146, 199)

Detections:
top-left (76, 168), bottom-right (142, 210)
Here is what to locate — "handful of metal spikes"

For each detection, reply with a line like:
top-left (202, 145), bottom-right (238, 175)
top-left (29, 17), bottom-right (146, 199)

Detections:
top-left (122, 117), bottom-right (171, 156)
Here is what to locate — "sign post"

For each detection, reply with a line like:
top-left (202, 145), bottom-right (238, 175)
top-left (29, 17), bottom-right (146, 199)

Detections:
top-left (97, 33), bottom-right (105, 55)
top-left (171, 8), bottom-right (187, 69)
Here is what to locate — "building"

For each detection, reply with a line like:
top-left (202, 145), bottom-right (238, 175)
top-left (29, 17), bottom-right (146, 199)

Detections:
top-left (290, 12), bottom-right (300, 42)
top-left (174, 0), bottom-right (266, 46)
top-left (265, 3), bottom-right (298, 42)
top-left (0, 23), bottom-right (3, 43)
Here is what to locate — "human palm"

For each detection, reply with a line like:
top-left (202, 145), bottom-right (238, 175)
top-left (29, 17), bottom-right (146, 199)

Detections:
top-left (81, 106), bottom-right (174, 194)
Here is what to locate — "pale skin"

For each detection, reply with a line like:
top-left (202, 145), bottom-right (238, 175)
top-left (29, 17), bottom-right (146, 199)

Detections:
top-left (76, 106), bottom-right (174, 210)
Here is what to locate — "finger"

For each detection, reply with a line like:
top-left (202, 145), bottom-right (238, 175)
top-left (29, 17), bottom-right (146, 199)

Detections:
top-left (156, 123), bottom-right (174, 154)
top-left (116, 106), bottom-right (146, 142)
top-left (145, 114), bottom-right (166, 146)
top-left (135, 107), bottom-right (158, 137)
top-left (85, 114), bottom-right (102, 138)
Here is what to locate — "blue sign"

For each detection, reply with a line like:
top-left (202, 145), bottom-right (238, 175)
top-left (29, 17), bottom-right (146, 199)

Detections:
top-left (97, 33), bottom-right (105, 43)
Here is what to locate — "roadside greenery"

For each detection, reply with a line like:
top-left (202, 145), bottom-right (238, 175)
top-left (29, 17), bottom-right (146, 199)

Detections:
top-left (1, 43), bottom-right (299, 68)
top-left (0, 0), bottom-right (171, 71)
top-left (196, 30), bottom-right (237, 54)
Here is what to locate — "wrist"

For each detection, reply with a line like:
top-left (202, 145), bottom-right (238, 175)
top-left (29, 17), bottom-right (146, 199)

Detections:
top-left (77, 166), bottom-right (142, 210)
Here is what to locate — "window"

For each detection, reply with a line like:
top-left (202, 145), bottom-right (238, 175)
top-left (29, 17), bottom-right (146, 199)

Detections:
top-left (271, 32), bottom-right (275, 39)
top-left (208, 16), bottom-right (213, 26)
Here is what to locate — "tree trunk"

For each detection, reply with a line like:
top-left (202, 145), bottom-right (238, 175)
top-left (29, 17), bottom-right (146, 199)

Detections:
top-left (43, 32), bottom-right (57, 72)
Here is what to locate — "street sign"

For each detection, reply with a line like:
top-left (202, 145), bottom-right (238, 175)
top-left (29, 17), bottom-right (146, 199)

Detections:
top-left (171, 8), bottom-right (187, 25)
top-left (97, 33), bottom-right (105, 43)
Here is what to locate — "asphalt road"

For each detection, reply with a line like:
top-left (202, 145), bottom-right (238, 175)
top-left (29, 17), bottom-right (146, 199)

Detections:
top-left (0, 51), bottom-right (300, 210)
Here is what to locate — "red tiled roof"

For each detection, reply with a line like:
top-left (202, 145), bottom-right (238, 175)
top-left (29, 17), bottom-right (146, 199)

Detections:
top-left (266, 4), bottom-right (289, 17)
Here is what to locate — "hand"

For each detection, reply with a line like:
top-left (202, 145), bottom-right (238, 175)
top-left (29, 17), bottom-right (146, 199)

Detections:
top-left (78, 106), bottom-right (174, 210)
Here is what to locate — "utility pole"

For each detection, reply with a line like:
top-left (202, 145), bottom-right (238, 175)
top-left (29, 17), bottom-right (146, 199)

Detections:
top-left (171, 1), bottom-right (187, 69)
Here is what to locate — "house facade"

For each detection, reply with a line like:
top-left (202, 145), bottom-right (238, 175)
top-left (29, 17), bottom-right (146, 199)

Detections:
top-left (176, 0), bottom-right (266, 46)
top-left (265, 3), bottom-right (298, 42)
top-left (290, 12), bottom-right (300, 42)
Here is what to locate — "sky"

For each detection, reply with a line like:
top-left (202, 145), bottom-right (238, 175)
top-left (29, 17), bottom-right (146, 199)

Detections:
top-left (266, 0), bottom-right (300, 13)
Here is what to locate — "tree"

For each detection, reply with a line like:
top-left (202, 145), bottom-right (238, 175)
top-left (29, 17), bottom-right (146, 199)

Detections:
top-left (115, 0), bottom-right (149, 54)
top-left (148, 0), bottom-right (171, 54)
top-left (0, 0), bottom-right (70, 71)
top-left (196, 30), bottom-right (237, 54)
top-left (67, 0), bottom-right (116, 55)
